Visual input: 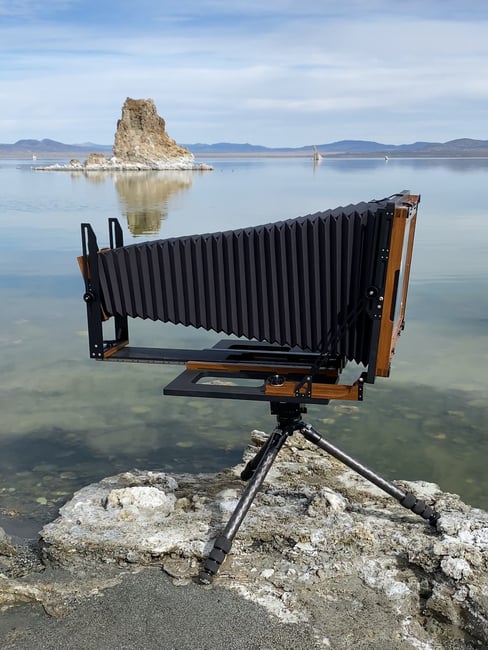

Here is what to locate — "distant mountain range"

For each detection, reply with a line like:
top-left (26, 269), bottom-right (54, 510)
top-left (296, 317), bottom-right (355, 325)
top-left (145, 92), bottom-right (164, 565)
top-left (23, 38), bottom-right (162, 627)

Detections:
top-left (0, 139), bottom-right (113, 157)
top-left (182, 138), bottom-right (488, 156)
top-left (1, 137), bottom-right (488, 157)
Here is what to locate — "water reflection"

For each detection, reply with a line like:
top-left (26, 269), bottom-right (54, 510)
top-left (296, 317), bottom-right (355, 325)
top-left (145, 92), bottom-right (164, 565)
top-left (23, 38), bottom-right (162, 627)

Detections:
top-left (115, 171), bottom-right (193, 236)
top-left (326, 157), bottom-right (488, 174)
top-left (1, 156), bottom-right (487, 531)
top-left (78, 170), bottom-right (195, 235)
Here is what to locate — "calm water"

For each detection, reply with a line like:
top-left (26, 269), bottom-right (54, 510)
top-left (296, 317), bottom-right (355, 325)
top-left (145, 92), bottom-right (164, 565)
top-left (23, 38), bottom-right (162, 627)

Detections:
top-left (0, 156), bottom-right (487, 530)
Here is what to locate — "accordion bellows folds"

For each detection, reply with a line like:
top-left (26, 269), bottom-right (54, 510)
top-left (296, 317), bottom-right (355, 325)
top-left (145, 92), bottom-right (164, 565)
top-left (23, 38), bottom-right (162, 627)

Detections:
top-left (97, 199), bottom-right (392, 366)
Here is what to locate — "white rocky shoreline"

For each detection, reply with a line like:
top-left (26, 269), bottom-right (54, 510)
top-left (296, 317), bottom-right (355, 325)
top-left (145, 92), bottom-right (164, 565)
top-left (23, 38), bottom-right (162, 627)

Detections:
top-left (1, 430), bottom-right (487, 649)
top-left (33, 154), bottom-right (213, 172)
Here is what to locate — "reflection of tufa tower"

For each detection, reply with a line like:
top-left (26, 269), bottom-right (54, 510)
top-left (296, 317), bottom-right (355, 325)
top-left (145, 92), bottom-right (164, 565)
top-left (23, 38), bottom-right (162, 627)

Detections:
top-left (113, 98), bottom-right (193, 165)
top-left (115, 171), bottom-right (193, 236)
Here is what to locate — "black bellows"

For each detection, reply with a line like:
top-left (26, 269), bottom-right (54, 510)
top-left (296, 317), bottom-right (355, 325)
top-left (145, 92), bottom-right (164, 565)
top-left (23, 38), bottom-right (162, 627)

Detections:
top-left (97, 200), bottom-right (390, 365)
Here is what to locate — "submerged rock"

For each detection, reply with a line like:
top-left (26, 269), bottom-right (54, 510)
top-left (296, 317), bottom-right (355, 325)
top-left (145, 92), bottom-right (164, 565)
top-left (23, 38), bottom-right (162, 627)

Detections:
top-left (0, 527), bottom-right (17, 558)
top-left (34, 431), bottom-right (488, 648)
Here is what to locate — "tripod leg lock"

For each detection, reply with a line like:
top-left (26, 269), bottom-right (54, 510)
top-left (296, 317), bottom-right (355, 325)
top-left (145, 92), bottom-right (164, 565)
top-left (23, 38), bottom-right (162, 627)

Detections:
top-left (198, 535), bottom-right (233, 584)
top-left (400, 492), bottom-right (440, 526)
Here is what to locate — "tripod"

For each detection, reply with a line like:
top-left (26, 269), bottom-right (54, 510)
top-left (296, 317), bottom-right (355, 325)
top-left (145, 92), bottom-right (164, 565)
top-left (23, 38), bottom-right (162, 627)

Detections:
top-left (199, 401), bottom-right (439, 584)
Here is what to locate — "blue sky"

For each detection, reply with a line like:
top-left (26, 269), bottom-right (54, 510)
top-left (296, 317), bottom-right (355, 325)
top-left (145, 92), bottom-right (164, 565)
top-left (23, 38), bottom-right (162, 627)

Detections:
top-left (1, 0), bottom-right (487, 146)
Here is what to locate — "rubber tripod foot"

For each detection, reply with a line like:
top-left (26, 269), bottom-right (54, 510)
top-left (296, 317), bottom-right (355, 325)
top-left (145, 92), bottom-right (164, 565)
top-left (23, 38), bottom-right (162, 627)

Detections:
top-left (198, 535), bottom-right (232, 584)
top-left (198, 569), bottom-right (214, 585)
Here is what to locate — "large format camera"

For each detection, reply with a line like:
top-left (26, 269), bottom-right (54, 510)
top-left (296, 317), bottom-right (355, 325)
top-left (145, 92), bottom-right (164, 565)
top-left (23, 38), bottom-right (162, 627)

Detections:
top-left (80, 190), bottom-right (438, 583)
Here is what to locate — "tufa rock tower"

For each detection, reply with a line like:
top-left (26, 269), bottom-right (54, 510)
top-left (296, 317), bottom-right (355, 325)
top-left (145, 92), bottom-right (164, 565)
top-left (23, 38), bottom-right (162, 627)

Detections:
top-left (34, 97), bottom-right (211, 171)
top-left (113, 98), bottom-right (193, 165)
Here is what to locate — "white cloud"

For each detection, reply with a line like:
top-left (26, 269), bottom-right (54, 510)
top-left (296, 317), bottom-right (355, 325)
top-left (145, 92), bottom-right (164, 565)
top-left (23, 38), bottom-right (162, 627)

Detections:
top-left (1, 3), bottom-right (488, 145)
top-left (0, 0), bottom-right (74, 18)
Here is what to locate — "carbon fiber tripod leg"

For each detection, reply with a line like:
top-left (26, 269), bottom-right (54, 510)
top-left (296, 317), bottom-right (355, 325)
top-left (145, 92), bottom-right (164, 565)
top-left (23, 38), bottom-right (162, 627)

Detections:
top-left (240, 430), bottom-right (277, 481)
top-left (199, 425), bottom-right (291, 584)
top-left (300, 423), bottom-right (439, 525)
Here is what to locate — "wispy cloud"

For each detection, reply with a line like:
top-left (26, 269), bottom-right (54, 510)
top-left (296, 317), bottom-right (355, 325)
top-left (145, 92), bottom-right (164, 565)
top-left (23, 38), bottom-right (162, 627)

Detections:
top-left (1, 1), bottom-right (487, 145)
top-left (0, 0), bottom-right (75, 18)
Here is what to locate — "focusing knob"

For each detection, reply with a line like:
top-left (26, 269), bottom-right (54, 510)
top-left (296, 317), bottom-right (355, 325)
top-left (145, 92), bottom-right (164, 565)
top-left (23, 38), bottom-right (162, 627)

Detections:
top-left (366, 286), bottom-right (379, 298)
top-left (267, 374), bottom-right (285, 386)
top-left (83, 290), bottom-right (95, 303)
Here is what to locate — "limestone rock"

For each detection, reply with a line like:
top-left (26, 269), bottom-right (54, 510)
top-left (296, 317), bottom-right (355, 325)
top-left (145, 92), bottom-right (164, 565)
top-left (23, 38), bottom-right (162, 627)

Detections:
top-left (36, 432), bottom-right (488, 648)
top-left (113, 98), bottom-right (191, 164)
top-left (0, 527), bottom-right (16, 558)
top-left (34, 97), bottom-right (212, 171)
top-left (0, 569), bottom-right (123, 615)
top-left (84, 152), bottom-right (107, 166)
top-left (0, 573), bottom-right (43, 610)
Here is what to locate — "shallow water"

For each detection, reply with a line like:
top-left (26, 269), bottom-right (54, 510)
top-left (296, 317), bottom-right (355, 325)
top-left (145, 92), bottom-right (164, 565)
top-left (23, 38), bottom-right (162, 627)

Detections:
top-left (0, 156), bottom-right (487, 529)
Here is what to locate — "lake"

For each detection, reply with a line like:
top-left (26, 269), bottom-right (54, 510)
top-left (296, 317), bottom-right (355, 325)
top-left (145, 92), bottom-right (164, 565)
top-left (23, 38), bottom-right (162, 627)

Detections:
top-left (0, 155), bottom-right (487, 531)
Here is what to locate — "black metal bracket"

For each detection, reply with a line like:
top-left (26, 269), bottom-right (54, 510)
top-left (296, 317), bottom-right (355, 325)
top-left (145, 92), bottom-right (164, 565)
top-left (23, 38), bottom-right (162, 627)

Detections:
top-left (80, 223), bottom-right (104, 359)
top-left (80, 219), bottom-right (128, 359)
